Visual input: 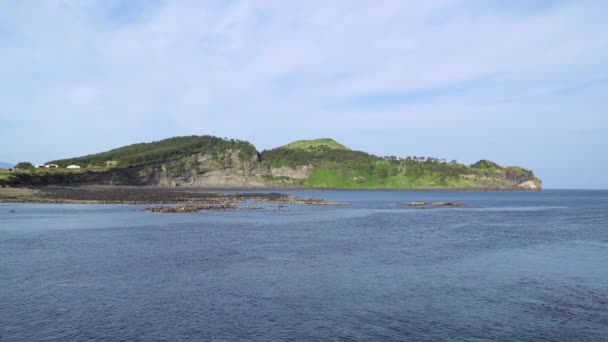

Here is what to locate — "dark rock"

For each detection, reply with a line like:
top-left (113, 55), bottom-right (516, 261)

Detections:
top-left (403, 201), bottom-right (431, 206)
top-left (144, 204), bottom-right (237, 213)
top-left (431, 202), bottom-right (465, 207)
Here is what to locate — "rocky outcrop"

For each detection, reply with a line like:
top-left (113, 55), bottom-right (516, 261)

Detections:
top-left (141, 149), bottom-right (270, 187)
top-left (137, 151), bottom-right (316, 188)
top-left (144, 204), bottom-right (237, 213)
top-left (402, 201), bottom-right (466, 208)
top-left (516, 180), bottom-right (541, 190)
top-left (270, 165), bottom-right (311, 179)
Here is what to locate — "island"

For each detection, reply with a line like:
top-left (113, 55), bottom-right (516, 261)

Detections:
top-left (0, 135), bottom-right (541, 191)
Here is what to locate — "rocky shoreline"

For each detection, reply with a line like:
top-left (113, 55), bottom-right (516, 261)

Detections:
top-left (0, 186), bottom-right (478, 213)
top-left (144, 204), bottom-right (239, 213)
top-left (0, 185), bottom-right (350, 208)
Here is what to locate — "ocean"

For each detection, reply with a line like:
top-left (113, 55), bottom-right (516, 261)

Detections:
top-left (1, 190), bottom-right (607, 341)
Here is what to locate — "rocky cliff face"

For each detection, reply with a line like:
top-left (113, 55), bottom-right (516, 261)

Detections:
top-left (1, 149), bottom-right (313, 188)
top-left (141, 150), bottom-right (268, 187)
top-left (516, 179), bottom-right (542, 190)
top-left (129, 150), bottom-right (316, 187)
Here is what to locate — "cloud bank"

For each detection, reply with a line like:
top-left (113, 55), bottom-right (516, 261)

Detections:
top-left (0, 0), bottom-right (606, 188)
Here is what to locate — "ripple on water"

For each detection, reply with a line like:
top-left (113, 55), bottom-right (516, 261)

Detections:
top-left (1, 190), bottom-right (608, 341)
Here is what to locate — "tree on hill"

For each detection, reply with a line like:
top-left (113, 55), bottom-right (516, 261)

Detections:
top-left (261, 146), bottom-right (379, 167)
top-left (15, 162), bottom-right (34, 170)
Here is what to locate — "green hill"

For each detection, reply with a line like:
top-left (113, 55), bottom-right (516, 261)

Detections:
top-left (49, 136), bottom-right (257, 168)
top-left (262, 139), bottom-right (378, 168)
top-left (298, 158), bottom-right (539, 189)
top-left (259, 139), bottom-right (539, 190)
top-left (282, 138), bottom-right (351, 151)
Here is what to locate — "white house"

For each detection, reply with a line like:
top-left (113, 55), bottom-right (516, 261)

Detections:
top-left (66, 165), bottom-right (81, 169)
top-left (36, 164), bottom-right (59, 168)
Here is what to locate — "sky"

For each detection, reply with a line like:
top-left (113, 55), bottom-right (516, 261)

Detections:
top-left (0, 0), bottom-right (606, 189)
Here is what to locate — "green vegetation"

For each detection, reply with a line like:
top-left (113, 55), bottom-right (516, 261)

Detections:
top-left (49, 136), bottom-right (257, 168)
top-left (470, 159), bottom-right (502, 171)
top-left (0, 170), bottom-right (16, 182)
top-left (470, 159), bottom-right (535, 183)
top-left (296, 159), bottom-right (518, 189)
top-left (262, 139), bottom-right (378, 168)
top-left (282, 138), bottom-right (351, 151)
top-left (167, 161), bottom-right (187, 176)
top-left (263, 139), bottom-right (539, 189)
top-left (15, 168), bottom-right (87, 176)
top-left (0, 167), bottom-right (90, 185)
top-left (15, 162), bottom-right (34, 170)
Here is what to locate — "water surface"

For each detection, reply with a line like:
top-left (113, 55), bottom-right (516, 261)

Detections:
top-left (1, 190), bottom-right (607, 341)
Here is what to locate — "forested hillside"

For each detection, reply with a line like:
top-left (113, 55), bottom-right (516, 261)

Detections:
top-left (261, 139), bottom-right (540, 189)
top-left (49, 136), bottom-right (257, 168)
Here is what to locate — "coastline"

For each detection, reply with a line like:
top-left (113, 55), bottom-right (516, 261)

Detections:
top-left (0, 185), bottom-right (351, 205)
top-left (0, 184), bottom-right (540, 205)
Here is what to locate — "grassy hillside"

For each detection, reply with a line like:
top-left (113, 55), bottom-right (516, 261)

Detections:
top-left (298, 159), bottom-right (539, 189)
top-left (49, 136), bottom-right (257, 168)
top-left (0, 167), bottom-right (91, 185)
top-left (282, 138), bottom-right (351, 151)
top-left (263, 139), bottom-right (540, 189)
top-left (0, 170), bottom-right (15, 181)
top-left (262, 139), bottom-right (378, 168)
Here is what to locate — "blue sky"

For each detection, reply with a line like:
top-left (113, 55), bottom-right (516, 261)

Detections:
top-left (0, 0), bottom-right (606, 189)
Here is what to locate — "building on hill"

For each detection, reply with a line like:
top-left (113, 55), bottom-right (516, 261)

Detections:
top-left (66, 165), bottom-right (81, 169)
top-left (37, 164), bottom-right (58, 168)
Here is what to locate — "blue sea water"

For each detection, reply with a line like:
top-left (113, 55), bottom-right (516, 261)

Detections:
top-left (1, 190), bottom-right (607, 341)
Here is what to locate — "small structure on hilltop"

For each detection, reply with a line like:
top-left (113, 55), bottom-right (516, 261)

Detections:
top-left (66, 165), bottom-right (81, 169)
top-left (37, 164), bottom-right (59, 168)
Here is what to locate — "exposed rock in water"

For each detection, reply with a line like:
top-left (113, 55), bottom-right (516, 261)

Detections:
top-left (142, 195), bottom-right (348, 214)
top-left (402, 201), bottom-right (466, 208)
top-left (256, 195), bottom-right (350, 206)
top-left (144, 204), bottom-right (237, 213)
top-left (243, 206), bottom-right (263, 210)
top-left (404, 201), bottom-right (431, 206)
top-left (431, 202), bottom-right (465, 207)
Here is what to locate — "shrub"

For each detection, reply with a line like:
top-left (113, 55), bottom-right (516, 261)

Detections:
top-left (15, 162), bottom-right (34, 170)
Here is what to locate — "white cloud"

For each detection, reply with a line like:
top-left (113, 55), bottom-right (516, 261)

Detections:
top-left (0, 0), bottom-right (606, 187)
